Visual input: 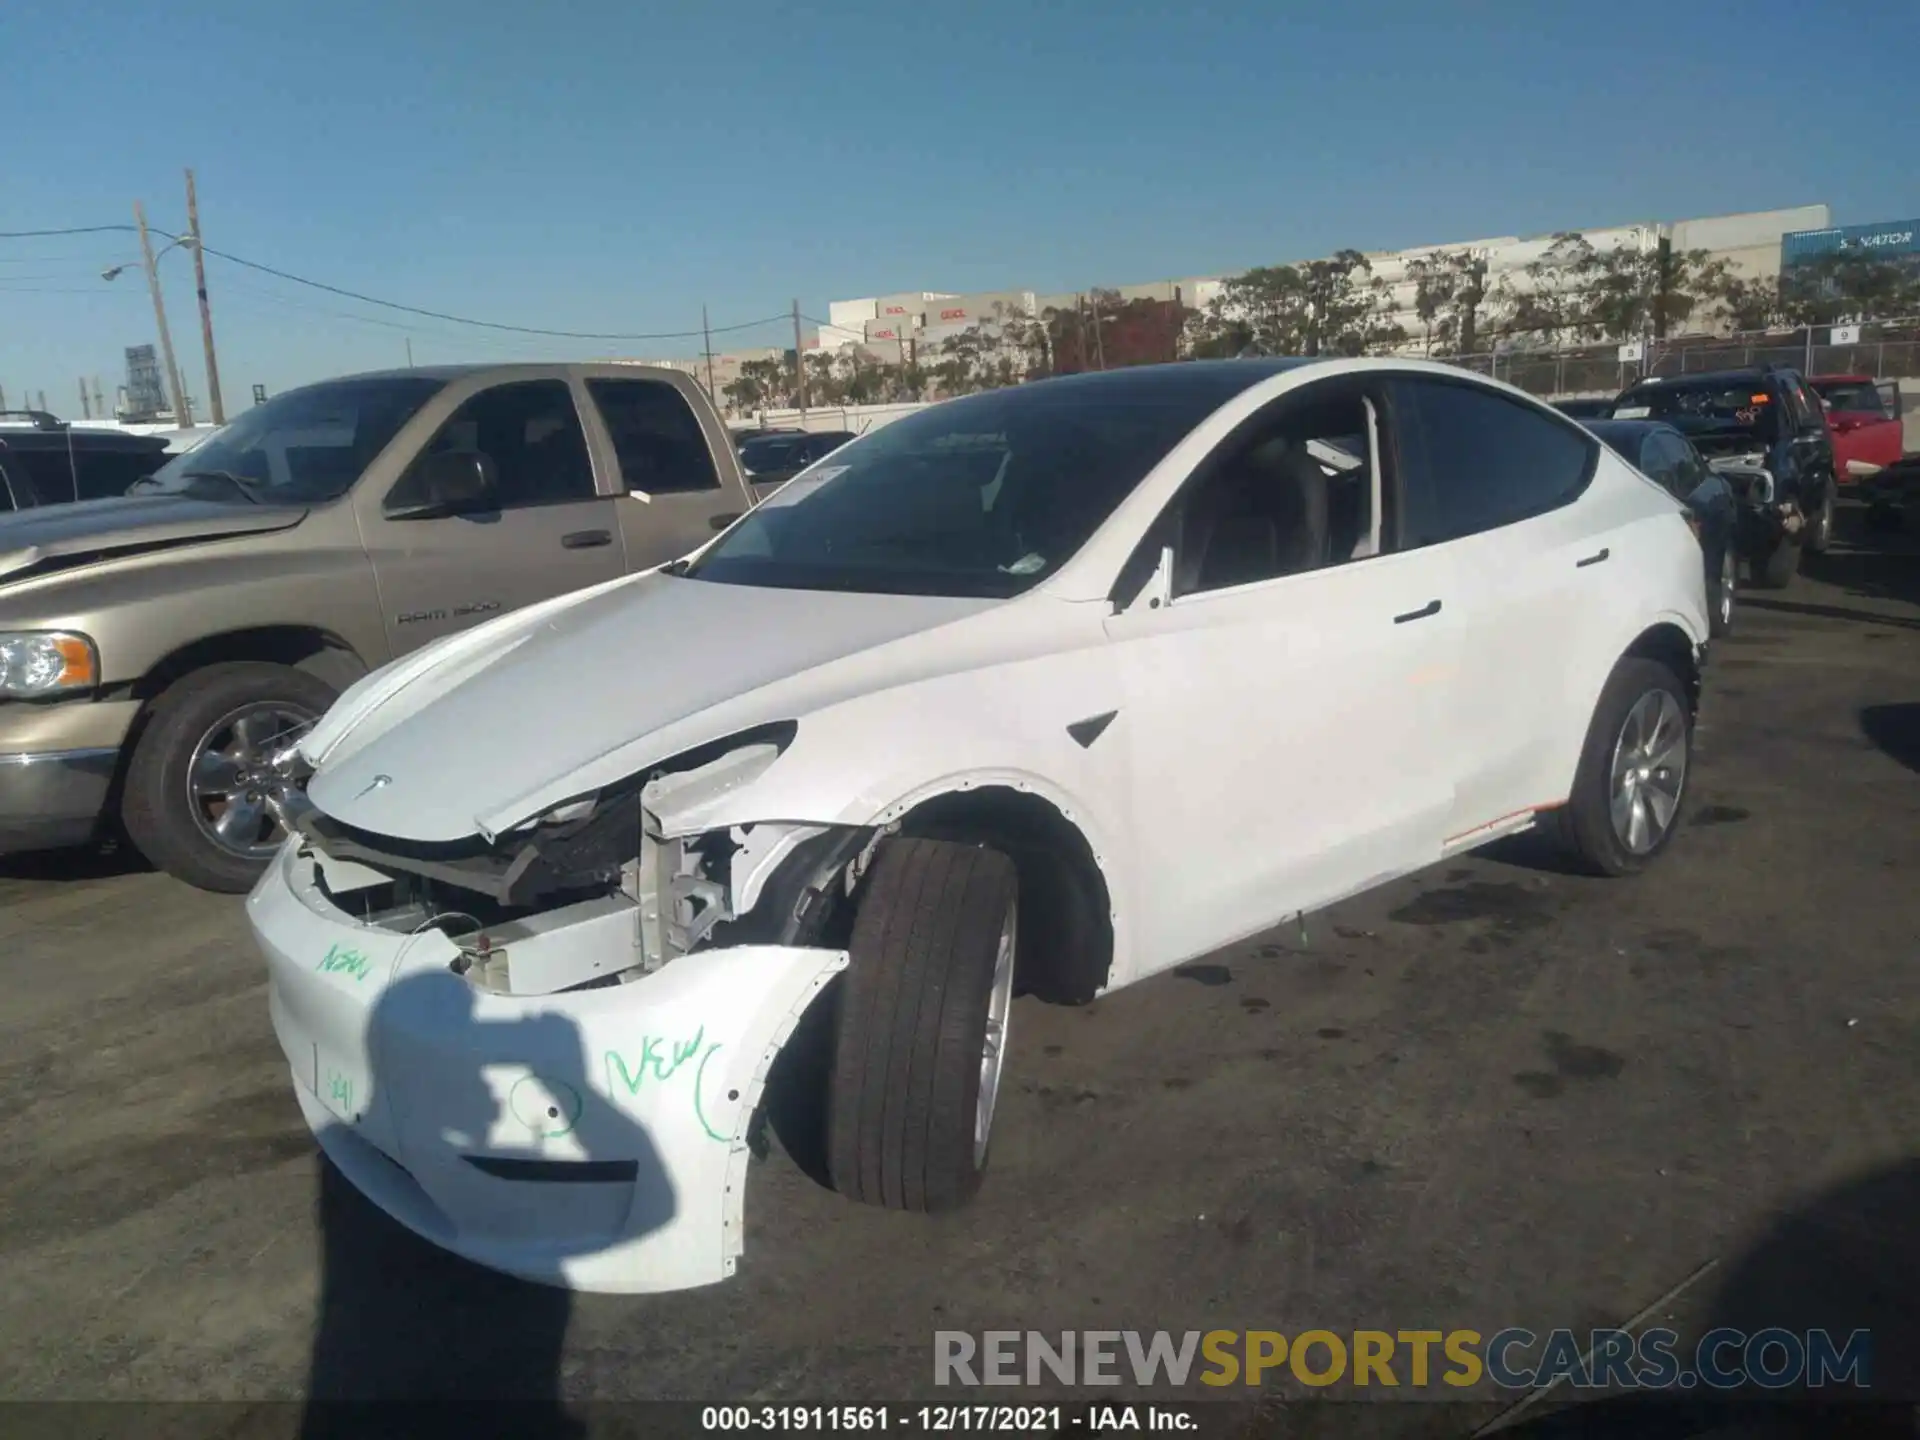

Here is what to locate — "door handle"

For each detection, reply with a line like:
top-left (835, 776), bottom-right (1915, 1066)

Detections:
top-left (561, 529), bottom-right (613, 550)
top-left (709, 511), bottom-right (743, 531)
top-left (1576, 547), bottom-right (1610, 568)
top-left (1393, 599), bottom-right (1442, 624)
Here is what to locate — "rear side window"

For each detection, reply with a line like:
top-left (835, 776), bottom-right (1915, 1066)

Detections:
top-left (0, 458), bottom-right (18, 510)
top-left (1388, 378), bottom-right (1597, 546)
top-left (585, 378), bottom-right (721, 494)
top-left (1813, 380), bottom-right (1889, 416)
top-left (75, 449), bottom-right (162, 500)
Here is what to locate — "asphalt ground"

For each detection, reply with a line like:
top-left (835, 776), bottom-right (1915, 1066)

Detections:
top-left (3, 507), bottom-right (1917, 1437)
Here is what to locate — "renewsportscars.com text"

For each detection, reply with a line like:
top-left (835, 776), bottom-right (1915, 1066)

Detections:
top-left (934, 1328), bottom-right (1871, 1390)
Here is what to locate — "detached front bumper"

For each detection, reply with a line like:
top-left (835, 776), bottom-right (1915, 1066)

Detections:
top-left (249, 841), bottom-right (846, 1294)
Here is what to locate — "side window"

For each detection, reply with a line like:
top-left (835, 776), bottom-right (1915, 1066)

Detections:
top-left (74, 450), bottom-right (155, 501)
top-left (386, 379), bottom-right (595, 514)
top-left (1387, 378), bottom-right (1597, 546)
top-left (1173, 381), bottom-right (1382, 597)
top-left (1877, 381), bottom-right (1900, 420)
top-left (1795, 379), bottom-right (1828, 432)
top-left (1636, 434), bottom-right (1683, 494)
top-left (13, 450), bottom-right (77, 504)
top-left (0, 459), bottom-right (18, 511)
top-left (584, 378), bottom-right (720, 494)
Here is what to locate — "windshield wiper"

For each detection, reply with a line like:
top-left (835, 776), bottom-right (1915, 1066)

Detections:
top-left (178, 470), bottom-right (264, 504)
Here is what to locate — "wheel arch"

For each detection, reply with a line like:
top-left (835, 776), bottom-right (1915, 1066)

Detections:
top-left (125, 624), bottom-right (370, 703)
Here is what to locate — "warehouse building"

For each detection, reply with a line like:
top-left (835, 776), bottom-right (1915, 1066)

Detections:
top-left (820, 204), bottom-right (1832, 360)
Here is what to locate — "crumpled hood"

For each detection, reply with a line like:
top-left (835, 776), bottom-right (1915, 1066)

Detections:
top-left (0, 494), bottom-right (306, 584)
top-left (303, 572), bottom-right (1000, 843)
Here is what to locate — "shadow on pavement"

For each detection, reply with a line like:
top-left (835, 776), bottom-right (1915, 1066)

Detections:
top-left (300, 969), bottom-right (677, 1439)
top-left (1859, 705), bottom-right (1920, 774)
top-left (0, 839), bottom-right (151, 883)
top-left (1490, 1159), bottom-right (1920, 1437)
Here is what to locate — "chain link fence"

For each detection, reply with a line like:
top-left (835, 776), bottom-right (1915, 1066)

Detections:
top-left (1442, 319), bottom-right (1920, 403)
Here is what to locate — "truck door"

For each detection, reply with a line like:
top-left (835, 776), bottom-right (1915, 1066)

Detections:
top-left (579, 375), bottom-right (754, 564)
top-left (361, 377), bottom-right (626, 655)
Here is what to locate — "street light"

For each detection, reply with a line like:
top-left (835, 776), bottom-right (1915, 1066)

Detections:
top-left (101, 232), bottom-right (197, 283)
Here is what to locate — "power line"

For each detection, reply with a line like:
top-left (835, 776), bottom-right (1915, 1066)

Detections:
top-left (1, 220), bottom-right (791, 341)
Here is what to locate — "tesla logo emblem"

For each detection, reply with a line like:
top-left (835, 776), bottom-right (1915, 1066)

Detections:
top-left (354, 775), bottom-right (393, 800)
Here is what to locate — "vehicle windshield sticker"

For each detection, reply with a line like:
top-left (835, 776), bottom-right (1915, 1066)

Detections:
top-left (756, 466), bottom-right (847, 510)
top-left (1613, 405), bottom-right (1651, 419)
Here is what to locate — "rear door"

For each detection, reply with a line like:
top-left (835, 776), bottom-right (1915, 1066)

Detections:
top-left (1384, 375), bottom-right (1614, 845)
top-left (578, 374), bottom-right (753, 564)
top-left (360, 376), bottom-right (626, 656)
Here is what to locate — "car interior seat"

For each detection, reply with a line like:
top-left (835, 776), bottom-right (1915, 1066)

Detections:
top-left (1185, 436), bottom-right (1330, 592)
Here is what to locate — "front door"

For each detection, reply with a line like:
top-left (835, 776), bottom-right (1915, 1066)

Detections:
top-left (363, 377), bottom-right (626, 655)
top-left (1101, 378), bottom-right (1459, 974)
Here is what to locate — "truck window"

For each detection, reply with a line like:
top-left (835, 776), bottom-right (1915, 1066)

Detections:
top-left (584, 378), bottom-right (721, 494)
top-left (391, 380), bottom-right (597, 513)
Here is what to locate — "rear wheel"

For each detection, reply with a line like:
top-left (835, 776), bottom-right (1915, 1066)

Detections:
top-left (122, 662), bottom-right (334, 893)
top-left (1804, 481), bottom-right (1836, 556)
top-left (826, 837), bottom-right (1018, 1212)
top-left (1551, 657), bottom-right (1691, 877)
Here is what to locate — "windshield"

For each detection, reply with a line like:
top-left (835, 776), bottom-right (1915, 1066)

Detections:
top-left (1611, 379), bottom-right (1780, 439)
top-left (688, 376), bottom-right (1250, 598)
top-left (1809, 379), bottom-right (1885, 415)
top-left (134, 376), bottom-right (447, 504)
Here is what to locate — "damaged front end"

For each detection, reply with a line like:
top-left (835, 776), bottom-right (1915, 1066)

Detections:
top-left (251, 723), bottom-right (871, 1293)
top-left (277, 721), bottom-right (871, 995)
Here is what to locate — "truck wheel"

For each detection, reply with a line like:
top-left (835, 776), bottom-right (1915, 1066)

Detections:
top-left (122, 662), bottom-right (336, 893)
top-left (1755, 533), bottom-right (1798, 589)
top-left (1804, 483), bottom-right (1835, 555)
top-left (827, 837), bottom-right (1018, 1212)
top-left (1550, 657), bottom-right (1691, 878)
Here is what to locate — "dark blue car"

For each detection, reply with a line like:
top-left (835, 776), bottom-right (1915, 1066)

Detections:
top-left (1585, 419), bottom-right (1740, 638)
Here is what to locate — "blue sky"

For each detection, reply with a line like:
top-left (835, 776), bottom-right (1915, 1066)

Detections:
top-left (2, 0), bottom-right (1916, 411)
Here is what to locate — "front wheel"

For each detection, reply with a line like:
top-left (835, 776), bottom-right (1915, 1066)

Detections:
top-left (121, 662), bottom-right (335, 892)
top-left (826, 837), bottom-right (1018, 1212)
top-left (1550, 657), bottom-right (1692, 877)
top-left (1709, 544), bottom-right (1736, 639)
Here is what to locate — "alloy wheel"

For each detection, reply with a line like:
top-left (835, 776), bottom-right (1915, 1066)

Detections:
top-left (187, 702), bottom-right (318, 860)
top-left (1608, 689), bottom-right (1687, 855)
top-left (974, 897), bottom-right (1017, 1166)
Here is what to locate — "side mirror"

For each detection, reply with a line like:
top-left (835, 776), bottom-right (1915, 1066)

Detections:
top-left (1111, 543), bottom-right (1175, 615)
top-left (388, 450), bottom-right (497, 520)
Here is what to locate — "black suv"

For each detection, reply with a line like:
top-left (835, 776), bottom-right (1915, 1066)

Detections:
top-left (0, 412), bottom-right (172, 512)
top-left (1609, 366), bottom-right (1836, 587)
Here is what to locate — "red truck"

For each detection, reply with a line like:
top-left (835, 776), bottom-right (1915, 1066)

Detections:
top-left (1807, 374), bottom-right (1905, 489)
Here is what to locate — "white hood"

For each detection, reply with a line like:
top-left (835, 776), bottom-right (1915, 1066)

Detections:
top-left (303, 572), bottom-right (999, 843)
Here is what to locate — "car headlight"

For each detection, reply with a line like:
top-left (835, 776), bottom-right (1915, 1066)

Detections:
top-left (0, 631), bottom-right (100, 698)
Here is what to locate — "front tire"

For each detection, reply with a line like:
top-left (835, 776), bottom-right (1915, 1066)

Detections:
top-left (1709, 544), bottom-right (1736, 639)
top-left (1551, 657), bottom-right (1691, 877)
top-left (827, 837), bottom-right (1018, 1212)
top-left (121, 662), bottom-right (335, 893)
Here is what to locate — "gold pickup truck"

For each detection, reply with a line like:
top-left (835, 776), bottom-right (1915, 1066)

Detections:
top-left (0, 362), bottom-right (757, 891)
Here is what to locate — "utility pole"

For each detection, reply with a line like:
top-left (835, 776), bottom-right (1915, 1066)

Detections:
top-left (702, 305), bottom-right (717, 405)
top-left (1089, 292), bottom-right (1107, 370)
top-left (78, 379), bottom-right (91, 419)
top-left (405, 338), bottom-right (414, 368)
top-left (184, 169), bottom-right (225, 424)
top-left (134, 201), bottom-right (189, 425)
top-left (92, 377), bottom-right (105, 418)
top-left (791, 299), bottom-right (808, 416)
